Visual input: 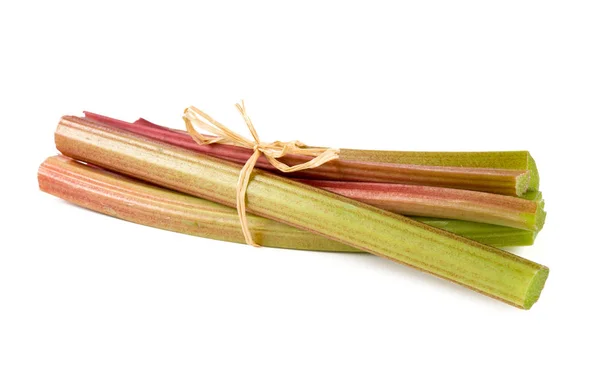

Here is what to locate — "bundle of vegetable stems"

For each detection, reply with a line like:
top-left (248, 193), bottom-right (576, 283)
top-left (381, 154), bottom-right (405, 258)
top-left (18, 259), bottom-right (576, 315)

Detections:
top-left (38, 112), bottom-right (549, 309)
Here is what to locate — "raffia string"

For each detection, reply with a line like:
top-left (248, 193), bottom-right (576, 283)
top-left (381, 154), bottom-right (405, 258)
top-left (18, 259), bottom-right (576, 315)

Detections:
top-left (183, 101), bottom-right (340, 247)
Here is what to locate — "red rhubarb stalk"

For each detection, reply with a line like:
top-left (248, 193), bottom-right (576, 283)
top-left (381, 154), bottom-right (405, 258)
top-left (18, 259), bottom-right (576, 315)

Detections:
top-left (84, 112), bottom-right (530, 196)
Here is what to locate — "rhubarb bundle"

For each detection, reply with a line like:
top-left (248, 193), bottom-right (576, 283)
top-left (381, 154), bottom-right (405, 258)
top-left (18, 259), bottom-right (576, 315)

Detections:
top-left (39, 108), bottom-right (548, 309)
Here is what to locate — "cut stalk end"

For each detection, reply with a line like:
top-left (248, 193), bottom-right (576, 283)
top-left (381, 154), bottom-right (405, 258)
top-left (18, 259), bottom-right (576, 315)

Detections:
top-left (516, 171), bottom-right (531, 197)
top-left (524, 267), bottom-right (549, 310)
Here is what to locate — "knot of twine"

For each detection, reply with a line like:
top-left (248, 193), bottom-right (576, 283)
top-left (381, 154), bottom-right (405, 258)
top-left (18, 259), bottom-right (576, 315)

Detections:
top-left (183, 101), bottom-right (340, 247)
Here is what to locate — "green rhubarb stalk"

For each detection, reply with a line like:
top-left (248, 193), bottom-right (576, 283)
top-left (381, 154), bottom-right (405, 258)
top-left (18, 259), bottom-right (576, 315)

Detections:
top-left (54, 116), bottom-right (549, 309)
top-left (341, 149), bottom-right (540, 191)
top-left (38, 155), bottom-right (538, 248)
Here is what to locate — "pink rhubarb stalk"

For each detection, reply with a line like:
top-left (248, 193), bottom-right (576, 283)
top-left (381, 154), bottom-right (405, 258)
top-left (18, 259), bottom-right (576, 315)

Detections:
top-left (38, 155), bottom-right (538, 251)
top-left (300, 180), bottom-right (545, 231)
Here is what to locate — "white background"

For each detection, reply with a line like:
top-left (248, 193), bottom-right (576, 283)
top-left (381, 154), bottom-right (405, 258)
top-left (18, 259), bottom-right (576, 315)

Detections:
top-left (1, 1), bottom-right (599, 377)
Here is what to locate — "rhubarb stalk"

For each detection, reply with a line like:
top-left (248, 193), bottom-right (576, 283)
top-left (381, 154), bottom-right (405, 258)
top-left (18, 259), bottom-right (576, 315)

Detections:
top-left (54, 116), bottom-right (549, 309)
top-left (341, 149), bottom-right (540, 191)
top-left (131, 115), bottom-right (539, 191)
top-left (39, 155), bottom-right (538, 248)
top-left (84, 112), bottom-right (531, 197)
top-left (298, 179), bottom-right (545, 231)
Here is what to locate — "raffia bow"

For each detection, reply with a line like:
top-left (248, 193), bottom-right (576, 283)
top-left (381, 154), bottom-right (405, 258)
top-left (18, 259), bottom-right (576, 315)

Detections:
top-left (183, 101), bottom-right (340, 247)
